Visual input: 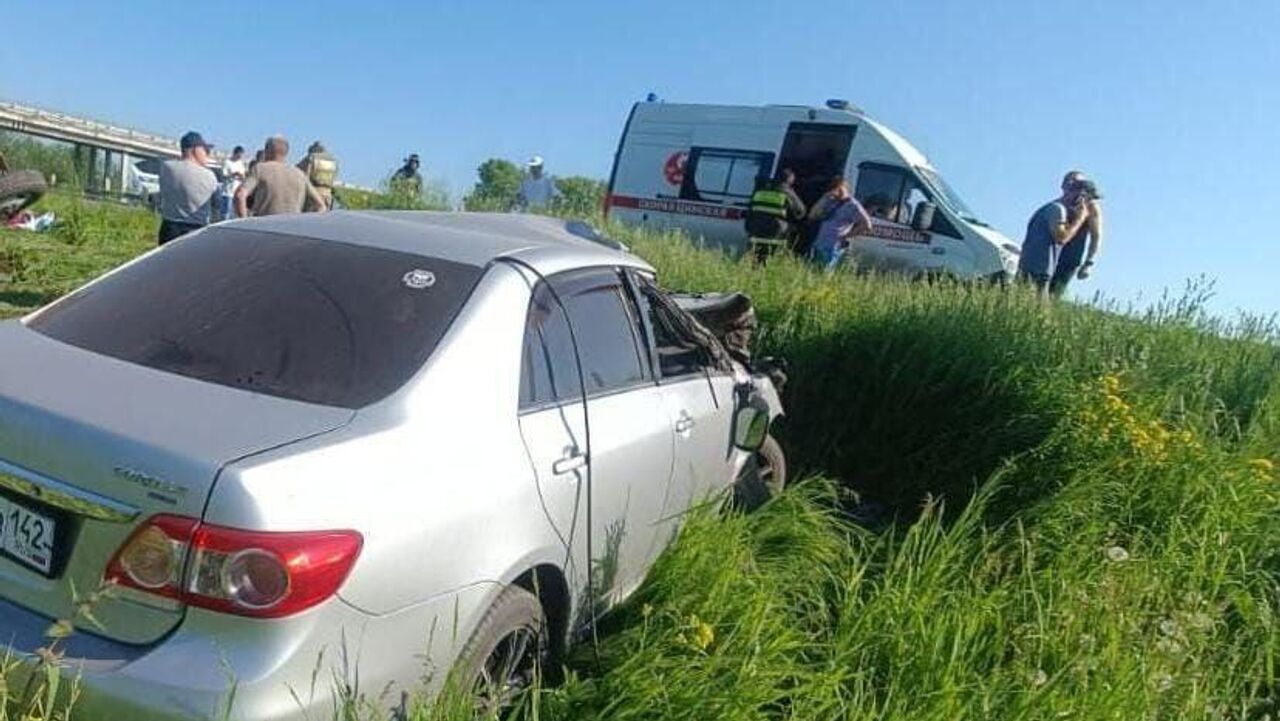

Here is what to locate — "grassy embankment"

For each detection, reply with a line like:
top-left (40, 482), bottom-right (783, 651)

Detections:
top-left (1, 197), bottom-right (1277, 720)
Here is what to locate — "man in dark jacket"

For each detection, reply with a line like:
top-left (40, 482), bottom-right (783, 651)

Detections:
top-left (745, 168), bottom-right (807, 263)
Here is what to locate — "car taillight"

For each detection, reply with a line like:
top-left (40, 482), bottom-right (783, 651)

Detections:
top-left (106, 515), bottom-right (362, 618)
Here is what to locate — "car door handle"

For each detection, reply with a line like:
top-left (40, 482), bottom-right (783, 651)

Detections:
top-left (674, 412), bottom-right (695, 434)
top-left (552, 450), bottom-right (587, 475)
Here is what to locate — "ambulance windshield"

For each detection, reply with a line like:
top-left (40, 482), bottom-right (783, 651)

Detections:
top-left (916, 167), bottom-right (984, 226)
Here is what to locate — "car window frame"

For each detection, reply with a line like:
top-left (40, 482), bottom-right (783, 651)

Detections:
top-left (517, 265), bottom-right (655, 415)
top-left (624, 269), bottom-right (727, 385)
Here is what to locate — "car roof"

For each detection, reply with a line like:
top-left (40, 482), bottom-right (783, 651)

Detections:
top-left (218, 211), bottom-right (652, 276)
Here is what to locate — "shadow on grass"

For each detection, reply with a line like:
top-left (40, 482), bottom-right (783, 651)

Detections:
top-left (0, 289), bottom-right (55, 310)
top-left (771, 309), bottom-right (1061, 518)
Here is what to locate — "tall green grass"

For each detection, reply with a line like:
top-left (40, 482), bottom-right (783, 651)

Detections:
top-left (0, 194), bottom-right (155, 318)
top-left (478, 223), bottom-right (1277, 720)
top-left (1, 200), bottom-right (1276, 720)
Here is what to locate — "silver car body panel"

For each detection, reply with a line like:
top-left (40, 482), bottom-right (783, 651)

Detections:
top-left (0, 212), bottom-right (779, 720)
top-left (0, 322), bottom-right (353, 644)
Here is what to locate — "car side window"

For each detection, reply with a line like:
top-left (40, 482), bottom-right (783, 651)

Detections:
top-left (555, 270), bottom-right (648, 395)
top-left (519, 270), bottom-right (650, 410)
top-left (636, 283), bottom-right (711, 379)
top-left (520, 284), bottom-right (581, 410)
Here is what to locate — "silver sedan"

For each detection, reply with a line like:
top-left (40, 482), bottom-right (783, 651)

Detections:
top-left (0, 211), bottom-right (785, 719)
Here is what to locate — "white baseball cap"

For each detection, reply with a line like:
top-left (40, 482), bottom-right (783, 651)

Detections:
top-left (527, 155), bottom-right (544, 167)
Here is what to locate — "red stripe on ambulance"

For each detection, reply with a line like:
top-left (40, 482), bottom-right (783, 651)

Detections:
top-left (607, 194), bottom-right (745, 221)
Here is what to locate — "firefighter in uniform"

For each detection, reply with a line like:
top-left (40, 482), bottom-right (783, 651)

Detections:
top-left (744, 168), bottom-right (807, 263)
top-left (297, 141), bottom-right (339, 211)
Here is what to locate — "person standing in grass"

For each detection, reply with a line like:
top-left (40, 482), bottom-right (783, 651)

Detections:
top-left (157, 131), bottom-right (219, 245)
top-left (516, 155), bottom-right (561, 211)
top-left (234, 136), bottom-right (328, 217)
top-left (1049, 171), bottom-right (1104, 297)
top-left (808, 177), bottom-right (873, 271)
top-left (391, 154), bottom-right (424, 195)
top-left (745, 168), bottom-right (807, 264)
top-left (219, 145), bottom-right (247, 221)
top-left (1017, 175), bottom-right (1093, 296)
top-left (297, 141), bottom-right (338, 211)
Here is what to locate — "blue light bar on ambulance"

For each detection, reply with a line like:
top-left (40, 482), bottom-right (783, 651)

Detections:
top-left (825, 99), bottom-right (862, 113)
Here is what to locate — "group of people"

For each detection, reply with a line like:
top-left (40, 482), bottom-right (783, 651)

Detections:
top-left (746, 166), bottom-right (1106, 299)
top-left (744, 170), bottom-right (872, 269)
top-left (385, 153), bottom-right (561, 209)
top-left (160, 130), bottom-right (1102, 295)
top-left (158, 135), bottom-right (563, 245)
top-left (156, 131), bottom-right (340, 245)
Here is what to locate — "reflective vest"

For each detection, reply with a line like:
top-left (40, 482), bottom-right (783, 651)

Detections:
top-left (307, 154), bottom-right (338, 188)
top-left (749, 188), bottom-right (789, 218)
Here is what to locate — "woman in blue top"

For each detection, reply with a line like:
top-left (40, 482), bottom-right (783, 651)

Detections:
top-left (808, 177), bottom-right (874, 270)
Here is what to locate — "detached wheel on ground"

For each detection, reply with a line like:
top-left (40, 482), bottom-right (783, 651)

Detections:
top-left (456, 584), bottom-right (549, 714)
top-left (732, 434), bottom-right (788, 511)
top-left (0, 170), bottom-right (49, 218)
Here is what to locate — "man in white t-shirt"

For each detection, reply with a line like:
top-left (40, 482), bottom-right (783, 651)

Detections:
top-left (516, 155), bottom-right (561, 211)
top-left (220, 145), bottom-right (247, 220)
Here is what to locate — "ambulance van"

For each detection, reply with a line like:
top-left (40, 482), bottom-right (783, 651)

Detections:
top-left (604, 99), bottom-right (1021, 279)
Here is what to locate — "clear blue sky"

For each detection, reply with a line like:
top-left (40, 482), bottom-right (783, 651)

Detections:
top-left (3, 0), bottom-right (1277, 317)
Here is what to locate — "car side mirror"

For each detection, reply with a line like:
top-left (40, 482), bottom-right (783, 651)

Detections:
top-left (912, 202), bottom-right (936, 231)
top-left (732, 398), bottom-right (770, 452)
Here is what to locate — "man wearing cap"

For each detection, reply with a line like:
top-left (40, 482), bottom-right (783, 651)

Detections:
top-left (1049, 171), bottom-right (1105, 297)
top-left (1017, 173), bottom-right (1094, 296)
top-left (157, 131), bottom-right (219, 245)
top-left (516, 156), bottom-right (561, 211)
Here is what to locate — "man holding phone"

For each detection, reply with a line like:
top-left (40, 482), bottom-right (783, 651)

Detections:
top-left (1017, 172), bottom-right (1095, 296)
top-left (1050, 171), bottom-right (1104, 297)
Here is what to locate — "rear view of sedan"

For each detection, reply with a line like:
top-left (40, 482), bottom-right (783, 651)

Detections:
top-left (0, 211), bottom-right (783, 719)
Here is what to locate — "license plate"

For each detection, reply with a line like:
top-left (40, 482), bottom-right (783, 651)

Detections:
top-left (0, 495), bottom-right (57, 574)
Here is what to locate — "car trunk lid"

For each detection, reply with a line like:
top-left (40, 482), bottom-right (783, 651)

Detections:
top-left (0, 322), bottom-right (353, 644)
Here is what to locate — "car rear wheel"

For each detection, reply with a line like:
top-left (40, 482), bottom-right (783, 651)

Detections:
top-left (456, 585), bottom-right (548, 714)
top-left (732, 434), bottom-right (787, 510)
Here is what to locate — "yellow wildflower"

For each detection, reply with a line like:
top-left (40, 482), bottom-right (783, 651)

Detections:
top-left (684, 614), bottom-right (715, 652)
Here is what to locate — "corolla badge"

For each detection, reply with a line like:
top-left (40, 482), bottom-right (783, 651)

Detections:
top-left (402, 269), bottom-right (436, 289)
top-left (113, 466), bottom-right (187, 501)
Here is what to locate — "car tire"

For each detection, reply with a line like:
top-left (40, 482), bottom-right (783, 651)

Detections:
top-left (732, 434), bottom-right (787, 511)
top-left (455, 584), bottom-right (548, 713)
top-left (0, 170), bottom-right (48, 218)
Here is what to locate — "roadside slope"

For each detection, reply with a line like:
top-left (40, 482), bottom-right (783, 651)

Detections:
top-left (1, 199), bottom-right (1275, 720)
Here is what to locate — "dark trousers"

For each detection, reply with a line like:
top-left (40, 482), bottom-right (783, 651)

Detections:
top-left (1017, 269), bottom-right (1052, 296)
top-left (158, 219), bottom-right (203, 246)
top-left (1049, 262), bottom-right (1079, 298)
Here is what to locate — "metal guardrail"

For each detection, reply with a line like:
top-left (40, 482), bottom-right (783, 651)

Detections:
top-left (0, 100), bottom-right (180, 159)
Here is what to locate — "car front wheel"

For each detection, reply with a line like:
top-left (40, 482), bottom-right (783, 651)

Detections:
top-left (732, 434), bottom-right (787, 510)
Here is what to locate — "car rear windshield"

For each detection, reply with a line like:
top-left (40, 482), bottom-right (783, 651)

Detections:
top-left (28, 227), bottom-right (485, 408)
